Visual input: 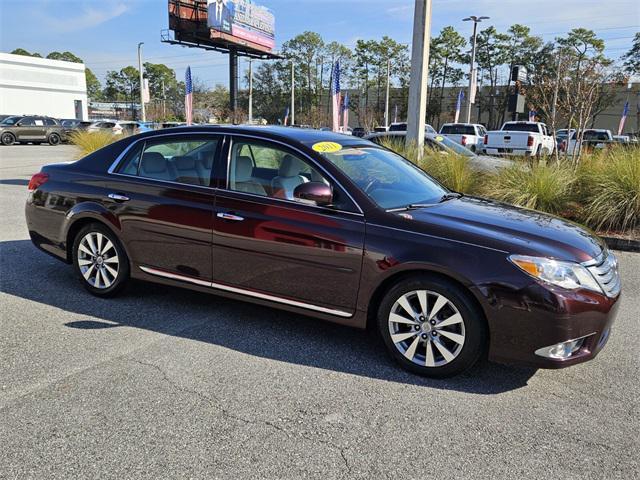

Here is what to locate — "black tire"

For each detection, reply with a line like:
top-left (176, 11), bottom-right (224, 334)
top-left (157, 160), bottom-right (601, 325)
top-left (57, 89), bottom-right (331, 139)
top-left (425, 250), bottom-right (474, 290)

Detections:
top-left (72, 223), bottom-right (129, 297)
top-left (1, 132), bottom-right (15, 146)
top-left (48, 133), bottom-right (61, 146)
top-left (377, 274), bottom-right (487, 378)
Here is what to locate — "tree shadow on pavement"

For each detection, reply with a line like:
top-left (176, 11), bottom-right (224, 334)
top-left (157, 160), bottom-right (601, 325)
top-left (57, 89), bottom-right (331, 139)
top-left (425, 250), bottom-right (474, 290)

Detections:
top-left (1, 239), bottom-right (537, 394)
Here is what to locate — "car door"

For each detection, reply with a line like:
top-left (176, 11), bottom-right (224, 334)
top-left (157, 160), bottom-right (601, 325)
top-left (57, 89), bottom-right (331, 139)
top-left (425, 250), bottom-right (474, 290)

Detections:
top-left (106, 134), bottom-right (221, 281)
top-left (212, 135), bottom-right (365, 316)
top-left (14, 117), bottom-right (37, 140)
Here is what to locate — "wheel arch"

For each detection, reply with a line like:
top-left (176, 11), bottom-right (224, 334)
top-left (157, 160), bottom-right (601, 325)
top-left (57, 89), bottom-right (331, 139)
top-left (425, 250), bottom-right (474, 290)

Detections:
top-left (63, 203), bottom-right (126, 263)
top-left (365, 267), bottom-right (489, 337)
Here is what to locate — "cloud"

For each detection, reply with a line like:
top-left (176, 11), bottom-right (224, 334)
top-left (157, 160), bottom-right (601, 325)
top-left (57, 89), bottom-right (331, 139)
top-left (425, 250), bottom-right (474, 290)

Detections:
top-left (41, 1), bottom-right (129, 33)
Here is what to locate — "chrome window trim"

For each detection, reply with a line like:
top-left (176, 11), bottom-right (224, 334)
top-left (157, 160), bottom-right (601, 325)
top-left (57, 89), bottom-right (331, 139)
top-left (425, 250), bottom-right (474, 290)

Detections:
top-left (224, 133), bottom-right (365, 215)
top-left (106, 132), bottom-right (223, 191)
top-left (139, 265), bottom-right (353, 318)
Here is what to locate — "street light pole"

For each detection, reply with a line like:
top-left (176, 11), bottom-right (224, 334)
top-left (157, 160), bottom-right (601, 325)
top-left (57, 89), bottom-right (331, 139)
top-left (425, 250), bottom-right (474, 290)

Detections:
top-left (290, 61), bottom-right (295, 126)
top-left (384, 57), bottom-right (391, 128)
top-left (137, 42), bottom-right (146, 122)
top-left (406, 0), bottom-right (433, 154)
top-left (463, 15), bottom-right (489, 124)
top-left (248, 59), bottom-right (253, 124)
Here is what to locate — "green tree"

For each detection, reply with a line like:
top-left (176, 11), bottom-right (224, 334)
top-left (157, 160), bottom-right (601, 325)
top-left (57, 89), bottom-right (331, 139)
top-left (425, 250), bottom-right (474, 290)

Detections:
top-left (621, 32), bottom-right (640, 76)
top-left (282, 31), bottom-right (325, 115)
top-left (430, 26), bottom-right (466, 127)
top-left (46, 51), bottom-right (83, 63)
top-left (104, 66), bottom-right (140, 117)
top-left (10, 48), bottom-right (42, 57)
top-left (474, 26), bottom-right (510, 128)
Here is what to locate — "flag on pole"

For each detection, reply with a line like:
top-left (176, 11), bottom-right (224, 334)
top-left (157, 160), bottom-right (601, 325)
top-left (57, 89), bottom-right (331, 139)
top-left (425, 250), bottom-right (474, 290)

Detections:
top-left (330, 61), bottom-right (341, 132)
top-left (618, 101), bottom-right (629, 135)
top-left (341, 92), bottom-right (349, 130)
top-left (185, 66), bottom-right (193, 126)
top-left (528, 110), bottom-right (537, 122)
top-left (283, 107), bottom-right (290, 126)
top-left (454, 90), bottom-right (464, 123)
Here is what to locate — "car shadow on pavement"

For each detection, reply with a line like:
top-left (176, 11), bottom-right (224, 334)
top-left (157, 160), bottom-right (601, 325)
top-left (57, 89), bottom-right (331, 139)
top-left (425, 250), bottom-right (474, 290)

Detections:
top-left (0, 179), bottom-right (29, 186)
top-left (1, 239), bottom-right (537, 394)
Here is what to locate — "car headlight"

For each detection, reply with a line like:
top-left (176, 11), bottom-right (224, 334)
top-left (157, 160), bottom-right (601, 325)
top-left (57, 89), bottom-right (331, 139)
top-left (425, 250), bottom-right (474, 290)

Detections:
top-left (509, 255), bottom-right (602, 293)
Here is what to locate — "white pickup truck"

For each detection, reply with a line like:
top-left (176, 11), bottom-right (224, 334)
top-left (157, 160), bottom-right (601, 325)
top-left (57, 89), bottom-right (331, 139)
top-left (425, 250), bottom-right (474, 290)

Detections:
top-left (482, 121), bottom-right (555, 157)
top-left (439, 123), bottom-right (487, 152)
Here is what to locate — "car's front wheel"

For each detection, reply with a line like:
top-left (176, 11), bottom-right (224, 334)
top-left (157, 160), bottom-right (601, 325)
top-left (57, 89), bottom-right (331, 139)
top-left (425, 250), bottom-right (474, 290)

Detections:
top-left (72, 223), bottom-right (129, 297)
top-left (377, 275), bottom-right (487, 378)
top-left (48, 133), bottom-right (61, 146)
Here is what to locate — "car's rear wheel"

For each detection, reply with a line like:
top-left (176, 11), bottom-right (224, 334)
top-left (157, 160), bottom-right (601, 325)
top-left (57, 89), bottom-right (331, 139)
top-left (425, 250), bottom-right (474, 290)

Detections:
top-left (72, 223), bottom-right (129, 297)
top-left (1, 132), bottom-right (15, 146)
top-left (377, 275), bottom-right (487, 378)
top-left (48, 133), bottom-right (61, 146)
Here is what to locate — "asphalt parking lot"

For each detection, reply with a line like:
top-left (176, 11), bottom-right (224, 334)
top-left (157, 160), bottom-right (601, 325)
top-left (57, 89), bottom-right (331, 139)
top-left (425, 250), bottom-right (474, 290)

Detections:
top-left (1, 144), bottom-right (638, 479)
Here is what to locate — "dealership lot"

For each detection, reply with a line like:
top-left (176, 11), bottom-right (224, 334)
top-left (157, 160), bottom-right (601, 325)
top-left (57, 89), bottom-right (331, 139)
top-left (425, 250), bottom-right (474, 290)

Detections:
top-left (1, 145), bottom-right (638, 479)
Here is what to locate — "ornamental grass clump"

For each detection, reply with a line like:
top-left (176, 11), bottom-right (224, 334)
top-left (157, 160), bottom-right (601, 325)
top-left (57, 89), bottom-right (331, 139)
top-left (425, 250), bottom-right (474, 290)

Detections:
top-left (69, 130), bottom-right (118, 158)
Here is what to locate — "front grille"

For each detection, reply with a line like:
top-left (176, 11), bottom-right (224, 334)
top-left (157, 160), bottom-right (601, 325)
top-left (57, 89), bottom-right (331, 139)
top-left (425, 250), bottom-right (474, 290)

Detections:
top-left (585, 251), bottom-right (621, 298)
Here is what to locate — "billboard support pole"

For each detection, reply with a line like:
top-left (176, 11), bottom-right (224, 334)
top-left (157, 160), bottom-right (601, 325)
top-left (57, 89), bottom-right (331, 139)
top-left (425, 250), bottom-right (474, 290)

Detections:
top-left (229, 46), bottom-right (238, 122)
top-left (248, 59), bottom-right (253, 124)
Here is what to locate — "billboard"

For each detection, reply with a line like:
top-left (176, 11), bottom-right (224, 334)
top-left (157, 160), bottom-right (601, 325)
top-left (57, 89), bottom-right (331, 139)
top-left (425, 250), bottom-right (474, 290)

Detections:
top-left (207, 0), bottom-right (275, 51)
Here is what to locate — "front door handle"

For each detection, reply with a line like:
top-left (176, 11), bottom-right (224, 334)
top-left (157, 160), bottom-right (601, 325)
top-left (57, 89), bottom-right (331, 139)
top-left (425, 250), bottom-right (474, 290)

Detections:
top-left (107, 193), bottom-right (130, 202)
top-left (216, 212), bottom-right (244, 222)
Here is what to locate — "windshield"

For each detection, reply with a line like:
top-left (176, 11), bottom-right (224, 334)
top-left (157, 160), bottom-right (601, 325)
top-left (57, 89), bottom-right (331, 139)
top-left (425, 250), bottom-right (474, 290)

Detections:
top-left (320, 146), bottom-right (447, 209)
top-left (1, 116), bottom-right (22, 126)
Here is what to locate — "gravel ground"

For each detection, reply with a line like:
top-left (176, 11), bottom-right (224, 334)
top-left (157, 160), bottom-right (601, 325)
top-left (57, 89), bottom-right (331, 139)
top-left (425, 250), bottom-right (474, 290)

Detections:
top-left (1, 144), bottom-right (638, 479)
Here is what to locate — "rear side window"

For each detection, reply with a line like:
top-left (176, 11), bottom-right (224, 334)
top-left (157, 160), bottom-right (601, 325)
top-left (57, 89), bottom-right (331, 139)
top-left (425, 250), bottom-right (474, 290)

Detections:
top-left (441, 124), bottom-right (475, 135)
top-left (116, 137), bottom-right (219, 186)
top-left (44, 118), bottom-right (57, 126)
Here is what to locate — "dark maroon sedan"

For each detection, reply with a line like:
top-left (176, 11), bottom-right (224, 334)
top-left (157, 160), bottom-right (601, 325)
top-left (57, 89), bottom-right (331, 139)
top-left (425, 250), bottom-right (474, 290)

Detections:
top-left (25, 126), bottom-right (621, 377)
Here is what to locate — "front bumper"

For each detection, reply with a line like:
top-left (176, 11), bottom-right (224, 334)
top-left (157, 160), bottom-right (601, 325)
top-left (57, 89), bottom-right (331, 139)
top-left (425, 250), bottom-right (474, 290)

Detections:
top-left (479, 281), bottom-right (620, 369)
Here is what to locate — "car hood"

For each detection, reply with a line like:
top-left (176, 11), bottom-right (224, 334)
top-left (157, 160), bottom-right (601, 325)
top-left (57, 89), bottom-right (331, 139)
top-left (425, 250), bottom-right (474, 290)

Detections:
top-left (400, 196), bottom-right (603, 263)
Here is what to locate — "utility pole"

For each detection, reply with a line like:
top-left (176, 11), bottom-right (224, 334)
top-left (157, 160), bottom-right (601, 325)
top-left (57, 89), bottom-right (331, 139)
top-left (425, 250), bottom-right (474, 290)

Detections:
top-left (161, 79), bottom-right (166, 120)
top-left (137, 42), bottom-right (146, 122)
top-left (406, 0), bottom-right (433, 154)
top-left (290, 61), bottom-right (295, 126)
top-left (463, 15), bottom-right (489, 123)
top-left (248, 59), bottom-right (253, 124)
top-left (384, 57), bottom-right (391, 128)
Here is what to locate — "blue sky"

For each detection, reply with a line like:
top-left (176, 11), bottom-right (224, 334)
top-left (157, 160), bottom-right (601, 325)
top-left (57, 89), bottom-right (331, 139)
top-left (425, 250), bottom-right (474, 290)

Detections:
top-left (0, 0), bottom-right (637, 88)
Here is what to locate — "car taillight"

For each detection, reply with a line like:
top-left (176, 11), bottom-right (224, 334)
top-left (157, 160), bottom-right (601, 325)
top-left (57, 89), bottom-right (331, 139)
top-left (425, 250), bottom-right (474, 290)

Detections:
top-left (527, 135), bottom-right (534, 147)
top-left (28, 172), bottom-right (49, 191)
top-left (461, 135), bottom-right (467, 146)
top-left (483, 135), bottom-right (488, 145)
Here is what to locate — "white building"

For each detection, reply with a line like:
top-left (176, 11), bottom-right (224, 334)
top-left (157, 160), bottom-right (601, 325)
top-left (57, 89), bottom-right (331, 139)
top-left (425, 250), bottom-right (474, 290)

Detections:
top-left (0, 52), bottom-right (88, 120)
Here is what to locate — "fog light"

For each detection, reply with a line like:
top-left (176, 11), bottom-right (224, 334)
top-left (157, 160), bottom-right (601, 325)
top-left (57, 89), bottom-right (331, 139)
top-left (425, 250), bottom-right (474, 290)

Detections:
top-left (535, 335), bottom-right (593, 359)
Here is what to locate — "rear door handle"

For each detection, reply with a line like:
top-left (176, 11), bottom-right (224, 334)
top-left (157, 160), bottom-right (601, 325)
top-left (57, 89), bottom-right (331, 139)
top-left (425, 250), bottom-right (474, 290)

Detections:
top-left (216, 212), bottom-right (244, 222)
top-left (107, 193), bottom-right (130, 202)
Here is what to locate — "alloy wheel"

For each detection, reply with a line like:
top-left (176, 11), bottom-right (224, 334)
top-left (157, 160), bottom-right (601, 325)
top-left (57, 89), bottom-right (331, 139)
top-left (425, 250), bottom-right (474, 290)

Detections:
top-left (77, 231), bottom-right (120, 289)
top-left (388, 290), bottom-right (466, 367)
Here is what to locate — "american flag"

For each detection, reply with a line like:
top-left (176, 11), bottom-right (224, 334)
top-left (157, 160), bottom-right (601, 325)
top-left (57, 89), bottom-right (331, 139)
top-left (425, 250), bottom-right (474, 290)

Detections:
top-left (185, 66), bottom-right (193, 126)
top-left (330, 61), bottom-right (341, 132)
top-left (618, 101), bottom-right (629, 135)
top-left (341, 92), bottom-right (349, 130)
top-left (528, 110), bottom-right (537, 122)
top-left (283, 106), bottom-right (289, 126)
top-left (454, 90), bottom-right (464, 123)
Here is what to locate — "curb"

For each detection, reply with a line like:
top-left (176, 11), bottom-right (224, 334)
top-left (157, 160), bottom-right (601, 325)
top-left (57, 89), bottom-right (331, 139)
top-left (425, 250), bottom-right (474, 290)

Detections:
top-left (602, 236), bottom-right (640, 253)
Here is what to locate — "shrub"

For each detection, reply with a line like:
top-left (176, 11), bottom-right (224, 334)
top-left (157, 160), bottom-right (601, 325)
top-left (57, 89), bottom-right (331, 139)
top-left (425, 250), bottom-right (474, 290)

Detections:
top-left (579, 147), bottom-right (640, 233)
top-left (69, 130), bottom-right (118, 158)
top-left (482, 161), bottom-right (577, 215)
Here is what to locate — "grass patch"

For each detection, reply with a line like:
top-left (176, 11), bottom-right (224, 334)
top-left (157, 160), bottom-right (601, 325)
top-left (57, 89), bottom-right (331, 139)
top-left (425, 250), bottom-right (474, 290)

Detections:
top-left (69, 130), bottom-right (118, 158)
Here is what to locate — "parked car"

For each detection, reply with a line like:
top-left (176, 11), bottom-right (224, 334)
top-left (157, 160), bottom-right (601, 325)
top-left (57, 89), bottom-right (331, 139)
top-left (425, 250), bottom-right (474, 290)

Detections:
top-left (160, 122), bottom-right (187, 129)
top-left (86, 120), bottom-right (125, 135)
top-left (387, 122), bottom-right (438, 135)
top-left (365, 131), bottom-right (513, 172)
top-left (119, 121), bottom-right (155, 135)
top-left (60, 119), bottom-right (94, 138)
top-left (352, 127), bottom-right (367, 138)
top-left (565, 129), bottom-right (614, 155)
top-left (25, 126), bottom-right (620, 378)
top-left (0, 115), bottom-right (65, 145)
top-left (483, 121), bottom-right (555, 156)
top-left (439, 123), bottom-right (487, 152)
top-left (612, 135), bottom-right (630, 144)
top-left (555, 128), bottom-right (576, 152)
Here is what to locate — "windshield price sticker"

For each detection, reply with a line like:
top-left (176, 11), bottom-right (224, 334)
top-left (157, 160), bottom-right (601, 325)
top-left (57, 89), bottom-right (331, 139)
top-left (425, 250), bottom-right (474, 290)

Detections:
top-left (312, 142), bottom-right (342, 153)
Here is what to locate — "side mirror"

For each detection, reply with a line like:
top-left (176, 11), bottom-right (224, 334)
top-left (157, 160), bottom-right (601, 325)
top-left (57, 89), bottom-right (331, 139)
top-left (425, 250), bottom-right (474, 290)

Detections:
top-left (294, 182), bottom-right (333, 206)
